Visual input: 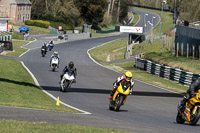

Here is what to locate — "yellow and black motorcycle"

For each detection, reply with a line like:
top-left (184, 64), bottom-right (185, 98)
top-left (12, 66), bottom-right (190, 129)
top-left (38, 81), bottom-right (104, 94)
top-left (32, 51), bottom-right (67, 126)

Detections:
top-left (176, 90), bottom-right (200, 125)
top-left (109, 81), bottom-right (131, 111)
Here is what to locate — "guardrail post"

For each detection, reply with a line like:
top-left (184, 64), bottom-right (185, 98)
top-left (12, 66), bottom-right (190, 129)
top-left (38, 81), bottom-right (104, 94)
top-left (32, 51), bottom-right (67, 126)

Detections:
top-left (199, 45), bottom-right (200, 60)
top-left (181, 43), bottom-right (183, 56)
top-left (176, 43), bottom-right (179, 57)
top-left (187, 43), bottom-right (189, 58)
top-left (193, 45), bottom-right (195, 59)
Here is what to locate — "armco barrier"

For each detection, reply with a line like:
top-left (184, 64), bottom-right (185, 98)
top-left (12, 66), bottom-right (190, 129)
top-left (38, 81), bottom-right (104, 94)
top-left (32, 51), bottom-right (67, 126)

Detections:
top-left (135, 57), bottom-right (200, 86)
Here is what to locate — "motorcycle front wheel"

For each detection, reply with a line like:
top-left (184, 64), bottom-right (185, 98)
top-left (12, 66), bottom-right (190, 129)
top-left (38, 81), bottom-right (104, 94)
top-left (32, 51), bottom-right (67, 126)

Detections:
top-left (114, 95), bottom-right (124, 111)
top-left (176, 111), bottom-right (185, 124)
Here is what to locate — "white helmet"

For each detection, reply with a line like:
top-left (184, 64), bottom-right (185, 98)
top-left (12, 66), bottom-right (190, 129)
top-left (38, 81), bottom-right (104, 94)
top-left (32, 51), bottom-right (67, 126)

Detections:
top-left (54, 51), bottom-right (58, 56)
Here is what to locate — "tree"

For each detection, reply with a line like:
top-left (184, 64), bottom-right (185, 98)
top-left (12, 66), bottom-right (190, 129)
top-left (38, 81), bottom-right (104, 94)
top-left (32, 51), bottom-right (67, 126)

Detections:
top-left (74, 0), bottom-right (107, 29)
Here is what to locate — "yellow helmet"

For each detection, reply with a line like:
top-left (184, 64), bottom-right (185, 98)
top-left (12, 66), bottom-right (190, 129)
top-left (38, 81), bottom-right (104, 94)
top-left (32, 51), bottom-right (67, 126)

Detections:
top-left (125, 71), bottom-right (132, 82)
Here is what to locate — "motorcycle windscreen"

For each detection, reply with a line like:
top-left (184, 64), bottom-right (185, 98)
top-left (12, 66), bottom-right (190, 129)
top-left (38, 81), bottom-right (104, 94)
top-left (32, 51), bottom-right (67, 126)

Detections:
top-left (64, 71), bottom-right (75, 80)
top-left (52, 58), bottom-right (58, 64)
top-left (118, 81), bottom-right (130, 94)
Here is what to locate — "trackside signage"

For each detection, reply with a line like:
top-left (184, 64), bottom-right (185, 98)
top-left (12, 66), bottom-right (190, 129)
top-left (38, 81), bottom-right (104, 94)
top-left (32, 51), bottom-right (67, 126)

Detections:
top-left (120, 26), bottom-right (143, 33)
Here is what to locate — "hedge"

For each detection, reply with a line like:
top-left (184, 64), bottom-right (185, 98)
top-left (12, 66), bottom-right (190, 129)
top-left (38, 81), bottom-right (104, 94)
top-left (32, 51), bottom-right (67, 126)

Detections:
top-left (25, 20), bottom-right (50, 28)
top-left (25, 20), bottom-right (74, 30)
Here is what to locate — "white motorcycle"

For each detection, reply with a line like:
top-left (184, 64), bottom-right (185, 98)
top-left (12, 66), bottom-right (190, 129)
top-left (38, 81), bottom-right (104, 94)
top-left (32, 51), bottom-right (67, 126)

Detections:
top-left (60, 71), bottom-right (75, 92)
top-left (50, 57), bottom-right (59, 71)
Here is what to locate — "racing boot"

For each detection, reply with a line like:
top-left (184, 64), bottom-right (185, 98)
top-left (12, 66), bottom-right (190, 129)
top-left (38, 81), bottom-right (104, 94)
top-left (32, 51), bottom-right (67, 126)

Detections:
top-left (108, 88), bottom-right (115, 99)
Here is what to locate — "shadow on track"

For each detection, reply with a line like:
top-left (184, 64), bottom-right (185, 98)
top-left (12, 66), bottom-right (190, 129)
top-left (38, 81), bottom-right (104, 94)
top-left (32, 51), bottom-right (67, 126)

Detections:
top-left (133, 91), bottom-right (183, 98)
top-left (41, 86), bottom-right (183, 98)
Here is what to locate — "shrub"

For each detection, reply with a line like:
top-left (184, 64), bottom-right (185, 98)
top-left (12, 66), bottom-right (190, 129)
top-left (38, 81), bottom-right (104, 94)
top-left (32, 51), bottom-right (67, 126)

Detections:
top-left (25, 20), bottom-right (50, 28)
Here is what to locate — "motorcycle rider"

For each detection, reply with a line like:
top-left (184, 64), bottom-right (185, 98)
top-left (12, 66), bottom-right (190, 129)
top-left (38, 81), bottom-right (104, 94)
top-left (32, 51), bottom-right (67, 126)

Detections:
top-left (108, 71), bottom-right (134, 99)
top-left (41, 42), bottom-right (48, 54)
top-left (50, 51), bottom-right (60, 68)
top-left (179, 77), bottom-right (200, 112)
top-left (48, 40), bottom-right (54, 49)
top-left (60, 61), bottom-right (77, 82)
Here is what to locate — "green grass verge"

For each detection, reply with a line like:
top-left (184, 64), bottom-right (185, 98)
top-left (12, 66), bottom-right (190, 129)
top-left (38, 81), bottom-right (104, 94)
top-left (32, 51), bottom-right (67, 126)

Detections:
top-left (89, 38), bottom-right (128, 62)
top-left (28, 25), bottom-right (50, 34)
top-left (0, 58), bottom-right (78, 112)
top-left (0, 119), bottom-right (133, 133)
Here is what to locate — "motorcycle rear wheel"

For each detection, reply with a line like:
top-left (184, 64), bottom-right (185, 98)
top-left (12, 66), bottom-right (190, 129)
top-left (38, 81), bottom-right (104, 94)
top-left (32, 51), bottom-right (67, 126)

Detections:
top-left (189, 108), bottom-right (200, 125)
top-left (52, 65), bottom-right (56, 71)
top-left (176, 111), bottom-right (185, 124)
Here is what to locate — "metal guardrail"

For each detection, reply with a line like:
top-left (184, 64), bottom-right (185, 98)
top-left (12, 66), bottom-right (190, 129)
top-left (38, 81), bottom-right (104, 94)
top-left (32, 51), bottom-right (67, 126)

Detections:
top-left (0, 32), bottom-right (13, 53)
top-left (135, 57), bottom-right (199, 86)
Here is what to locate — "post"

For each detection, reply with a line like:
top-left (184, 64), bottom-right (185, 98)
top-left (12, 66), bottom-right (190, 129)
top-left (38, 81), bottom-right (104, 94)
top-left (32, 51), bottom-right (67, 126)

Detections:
top-left (144, 14), bottom-right (148, 43)
top-left (176, 43), bottom-right (179, 57)
top-left (160, 0), bottom-right (164, 55)
top-left (187, 43), bottom-right (189, 58)
top-left (152, 16), bottom-right (155, 43)
top-left (199, 45), bottom-right (200, 60)
top-left (181, 43), bottom-right (183, 56)
top-left (193, 45), bottom-right (195, 60)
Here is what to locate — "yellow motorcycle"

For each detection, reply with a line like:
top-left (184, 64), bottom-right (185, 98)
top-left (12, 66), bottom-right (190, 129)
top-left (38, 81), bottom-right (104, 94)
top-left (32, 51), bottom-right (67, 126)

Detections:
top-left (176, 90), bottom-right (200, 125)
top-left (109, 81), bottom-right (131, 111)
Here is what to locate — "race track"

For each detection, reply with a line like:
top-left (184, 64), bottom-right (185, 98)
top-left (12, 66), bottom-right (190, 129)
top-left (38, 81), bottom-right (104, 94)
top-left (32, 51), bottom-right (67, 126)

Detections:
top-left (2, 9), bottom-right (200, 133)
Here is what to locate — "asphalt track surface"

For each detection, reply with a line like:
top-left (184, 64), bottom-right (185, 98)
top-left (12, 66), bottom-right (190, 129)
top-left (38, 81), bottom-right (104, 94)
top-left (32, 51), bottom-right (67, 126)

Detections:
top-left (1, 9), bottom-right (200, 133)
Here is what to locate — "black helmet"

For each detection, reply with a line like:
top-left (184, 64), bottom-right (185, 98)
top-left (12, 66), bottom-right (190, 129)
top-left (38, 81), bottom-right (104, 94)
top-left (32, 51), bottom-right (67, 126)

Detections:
top-left (68, 61), bottom-right (74, 69)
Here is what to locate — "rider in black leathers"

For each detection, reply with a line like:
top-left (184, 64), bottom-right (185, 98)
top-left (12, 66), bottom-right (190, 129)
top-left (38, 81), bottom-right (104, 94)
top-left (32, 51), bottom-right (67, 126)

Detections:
top-left (60, 61), bottom-right (77, 82)
top-left (41, 42), bottom-right (48, 54)
top-left (179, 77), bottom-right (200, 112)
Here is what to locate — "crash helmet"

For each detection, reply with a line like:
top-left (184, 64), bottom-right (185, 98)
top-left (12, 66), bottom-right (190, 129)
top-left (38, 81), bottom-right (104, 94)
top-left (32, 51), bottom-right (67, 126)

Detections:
top-left (68, 61), bottom-right (74, 69)
top-left (125, 71), bottom-right (132, 82)
top-left (54, 51), bottom-right (58, 56)
top-left (44, 42), bottom-right (47, 46)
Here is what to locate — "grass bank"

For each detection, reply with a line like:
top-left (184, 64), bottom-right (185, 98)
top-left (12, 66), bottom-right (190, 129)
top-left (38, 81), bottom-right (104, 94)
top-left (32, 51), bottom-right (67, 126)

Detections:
top-left (0, 58), bottom-right (78, 112)
top-left (89, 38), bottom-right (127, 62)
top-left (0, 119), bottom-right (133, 133)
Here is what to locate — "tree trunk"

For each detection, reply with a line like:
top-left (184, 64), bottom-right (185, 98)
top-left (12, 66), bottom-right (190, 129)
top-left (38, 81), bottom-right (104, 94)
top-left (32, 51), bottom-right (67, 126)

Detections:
top-left (45, 0), bottom-right (48, 11)
top-left (117, 0), bottom-right (120, 22)
top-left (107, 0), bottom-right (111, 15)
top-left (110, 0), bottom-right (115, 15)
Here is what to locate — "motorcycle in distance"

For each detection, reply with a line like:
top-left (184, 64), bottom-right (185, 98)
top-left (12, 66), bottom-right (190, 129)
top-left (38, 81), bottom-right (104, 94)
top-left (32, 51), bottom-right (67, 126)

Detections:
top-left (60, 70), bottom-right (75, 92)
top-left (41, 48), bottom-right (46, 57)
top-left (176, 89), bottom-right (200, 125)
top-left (48, 43), bottom-right (54, 51)
top-left (109, 81), bottom-right (131, 111)
top-left (50, 57), bottom-right (59, 71)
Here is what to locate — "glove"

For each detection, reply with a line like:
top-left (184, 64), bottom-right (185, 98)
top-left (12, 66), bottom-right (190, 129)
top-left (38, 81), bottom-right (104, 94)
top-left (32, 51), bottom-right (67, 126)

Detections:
top-left (191, 93), bottom-right (196, 98)
top-left (184, 93), bottom-right (190, 100)
top-left (129, 89), bottom-right (133, 95)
